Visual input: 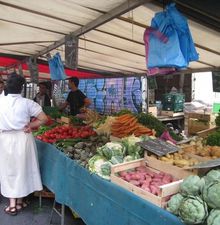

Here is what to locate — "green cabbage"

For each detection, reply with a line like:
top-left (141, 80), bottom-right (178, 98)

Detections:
top-left (204, 169), bottom-right (220, 184)
top-left (97, 142), bottom-right (125, 160)
top-left (179, 196), bottom-right (208, 224)
top-left (180, 175), bottom-right (205, 196)
top-left (110, 155), bottom-right (124, 165)
top-left (123, 155), bottom-right (134, 162)
top-left (100, 162), bottom-right (112, 176)
top-left (122, 135), bottom-right (143, 156)
top-left (166, 193), bottom-right (184, 215)
top-left (207, 209), bottom-right (220, 225)
top-left (202, 181), bottom-right (220, 209)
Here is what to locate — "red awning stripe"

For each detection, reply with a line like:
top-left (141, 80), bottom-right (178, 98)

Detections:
top-left (0, 56), bottom-right (103, 79)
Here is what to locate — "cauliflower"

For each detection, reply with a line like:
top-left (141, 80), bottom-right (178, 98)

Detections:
top-left (166, 193), bottom-right (184, 215)
top-left (180, 175), bottom-right (205, 196)
top-left (122, 135), bottom-right (143, 156)
top-left (179, 196), bottom-right (208, 224)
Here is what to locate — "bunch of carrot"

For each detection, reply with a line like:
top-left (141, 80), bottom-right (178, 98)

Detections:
top-left (111, 114), bottom-right (153, 138)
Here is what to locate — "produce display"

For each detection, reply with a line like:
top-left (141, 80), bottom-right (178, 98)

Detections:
top-left (117, 167), bottom-right (174, 195)
top-left (88, 135), bottom-right (147, 179)
top-left (35, 125), bottom-right (96, 143)
top-left (136, 112), bottom-right (183, 141)
top-left (33, 107), bottom-right (220, 225)
top-left (180, 136), bottom-right (220, 159)
top-left (111, 113), bottom-right (153, 138)
top-left (167, 169), bottom-right (220, 225)
top-left (156, 151), bottom-right (199, 168)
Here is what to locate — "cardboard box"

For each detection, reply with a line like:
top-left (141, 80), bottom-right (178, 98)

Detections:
top-left (148, 106), bottom-right (157, 117)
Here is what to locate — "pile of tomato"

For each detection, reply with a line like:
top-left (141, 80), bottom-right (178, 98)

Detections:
top-left (36, 125), bottom-right (96, 143)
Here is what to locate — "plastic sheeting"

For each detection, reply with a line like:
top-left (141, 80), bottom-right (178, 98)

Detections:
top-left (36, 140), bottom-right (184, 225)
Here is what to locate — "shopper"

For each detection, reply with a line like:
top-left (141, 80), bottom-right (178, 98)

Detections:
top-left (0, 73), bottom-right (48, 216)
top-left (60, 77), bottom-right (91, 116)
top-left (33, 82), bottom-right (51, 107)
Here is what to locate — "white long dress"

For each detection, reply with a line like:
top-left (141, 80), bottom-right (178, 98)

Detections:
top-left (0, 94), bottom-right (43, 198)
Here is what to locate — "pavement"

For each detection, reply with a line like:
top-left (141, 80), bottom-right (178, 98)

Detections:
top-left (0, 194), bottom-right (86, 225)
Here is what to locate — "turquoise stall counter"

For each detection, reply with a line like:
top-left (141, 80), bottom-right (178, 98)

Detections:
top-left (36, 140), bottom-right (184, 225)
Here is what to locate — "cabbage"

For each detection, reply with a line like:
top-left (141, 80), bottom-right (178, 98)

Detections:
top-left (122, 135), bottom-right (143, 156)
top-left (204, 169), bottom-right (220, 184)
top-left (180, 175), bottom-right (205, 196)
top-left (123, 155), bottom-right (135, 162)
top-left (179, 196), bottom-right (208, 224)
top-left (110, 155), bottom-right (124, 165)
top-left (207, 209), bottom-right (220, 225)
top-left (202, 181), bottom-right (220, 209)
top-left (100, 162), bottom-right (112, 176)
top-left (166, 193), bottom-right (184, 215)
top-left (97, 142), bottom-right (125, 160)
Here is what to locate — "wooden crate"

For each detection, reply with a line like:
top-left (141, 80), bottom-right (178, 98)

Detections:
top-left (196, 126), bottom-right (219, 137)
top-left (144, 154), bottom-right (196, 179)
top-left (34, 190), bottom-right (55, 198)
top-left (111, 159), bottom-right (183, 208)
top-left (161, 111), bottom-right (184, 117)
top-left (185, 113), bottom-right (211, 135)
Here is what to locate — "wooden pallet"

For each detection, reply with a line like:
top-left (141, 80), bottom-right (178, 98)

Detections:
top-left (34, 190), bottom-right (55, 198)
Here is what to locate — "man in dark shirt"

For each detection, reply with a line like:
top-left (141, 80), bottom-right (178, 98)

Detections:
top-left (61, 77), bottom-right (91, 116)
top-left (33, 82), bottom-right (51, 107)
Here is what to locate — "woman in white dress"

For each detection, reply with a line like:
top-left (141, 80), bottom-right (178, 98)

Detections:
top-left (0, 73), bottom-right (48, 215)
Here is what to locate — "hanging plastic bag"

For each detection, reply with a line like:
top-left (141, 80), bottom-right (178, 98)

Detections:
top-left (143, 27), bottom-right (176, 76)
top-left (166, 3), bottom-right (198, 63)
top-left (148, 10), bottom-right (187, 68)
top-left (48, 52), bottom-right (66, 80)
top-left (146, 3), bottom-right (198, 69)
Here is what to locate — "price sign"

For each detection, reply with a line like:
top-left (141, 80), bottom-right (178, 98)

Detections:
top-left (138, 139), bottom-right (180, 156)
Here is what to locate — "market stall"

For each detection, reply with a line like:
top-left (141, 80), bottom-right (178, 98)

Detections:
top-left (36, 140), bottom-right (184, 225)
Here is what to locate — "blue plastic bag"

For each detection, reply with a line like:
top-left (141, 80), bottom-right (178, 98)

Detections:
top-left (147, 3), bottom-right (198, 69)
top-left (166, 3), bottom-right (199, 63)
top-left (48, 52), bottom-right (66, 80)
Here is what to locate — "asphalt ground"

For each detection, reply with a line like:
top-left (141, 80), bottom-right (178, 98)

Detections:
top-left (0, 194), bottom-right (86, 225)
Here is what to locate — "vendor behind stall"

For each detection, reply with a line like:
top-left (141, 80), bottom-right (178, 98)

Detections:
top-left (60, 77), bottom-right (91, 116)
top-left (33, 82), bottom-right (51, 107)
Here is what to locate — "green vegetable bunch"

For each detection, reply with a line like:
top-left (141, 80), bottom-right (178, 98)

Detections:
top-left (206, 131), bottom-right (220, 146)
top-left (136, 113), bottom-right (182, 141)
top-left (215, 112), bottom-right (220, 127)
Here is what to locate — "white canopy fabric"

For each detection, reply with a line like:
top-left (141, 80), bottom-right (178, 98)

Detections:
top-left (0, 0), bottom-right (219, 76)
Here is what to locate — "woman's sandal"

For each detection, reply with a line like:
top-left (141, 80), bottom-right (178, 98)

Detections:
top-left (4, 206), bottom-right (17, 216)
top-left (16, 201), bottom-right (28, 211)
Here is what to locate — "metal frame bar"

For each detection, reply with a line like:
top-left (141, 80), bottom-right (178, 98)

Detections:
top-left (49, 200), bottom-right (65, 225)
top-left (33, 0), bottom-right (151, 58)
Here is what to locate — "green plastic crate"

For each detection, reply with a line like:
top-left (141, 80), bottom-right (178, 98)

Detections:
top-left (213, 103), bottom-right (220, 113)
top-left (162, 102), bottom-right (184, 112)
top-left (162, 93), bottom-right (185, 104)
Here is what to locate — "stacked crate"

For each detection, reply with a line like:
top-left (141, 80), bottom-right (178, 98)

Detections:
top-left (162, 93), bottom-right (185, 112)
